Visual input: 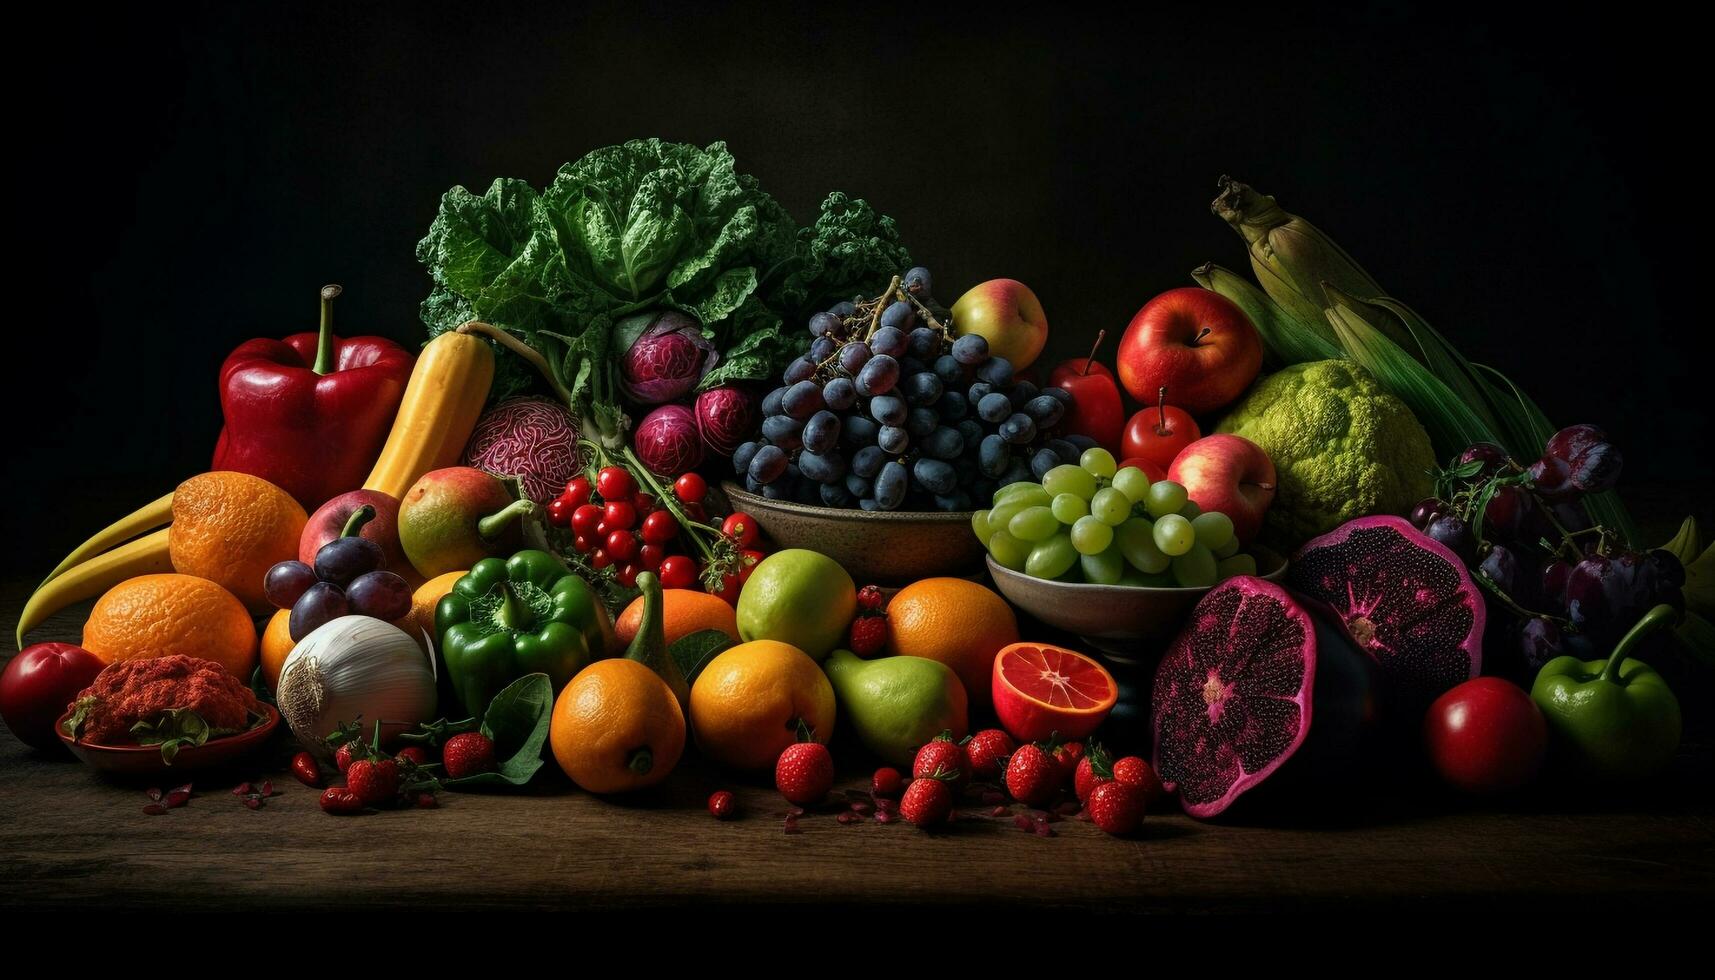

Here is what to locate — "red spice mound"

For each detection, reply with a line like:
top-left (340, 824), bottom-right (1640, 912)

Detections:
top-left (68, 655), bottom-right (261, 745)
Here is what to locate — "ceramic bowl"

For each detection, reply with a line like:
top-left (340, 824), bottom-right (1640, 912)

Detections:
top-left (986, 551), bottom-right (1290, 664)
top-left (56, 704), bottom-right (281, 777)
top-left (721, 482), bottom-right (986, 586)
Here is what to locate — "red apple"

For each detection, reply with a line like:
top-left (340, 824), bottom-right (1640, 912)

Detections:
top-left (1116, 288), bottom-right (1262, 414)
top-left (1118, 457), bottom-right (1168, 483)
top-left (1047, 330), bottom-right (1124, 455)
top-left (1167, 435), bottom-right (1276, 546)
top-left (1122, 385), bottom-right (1202, 472)
top-left (300, 489), bottom-right (412, 581)
top-left (1, 643), bottom-right (105, 750)
top-left (1424, 678), bottom-right (1547, 794)
top-left (951, 278), bottom-right (1049, 370)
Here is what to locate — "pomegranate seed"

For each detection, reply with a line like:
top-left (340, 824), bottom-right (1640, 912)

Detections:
top-left (991, 805), bottom-right (1009, 817)
top-left (837, 812), bottom-right (855, 825)
top-left (231, 782), bottom-right (252, 796)
top-left (874, 810), bottom-right (894, 824)
top-left (146, 787), bottom-right (163, 802)
top-left (787, 806), bottom-right (806, 818)
top-left (243, 797), bottom-right (263, 810)
top-left (170, 783), bottom-right (193, 796)
top-left (1013, 814), bottom-right (1034, 831)
top-left (165, 790), bottom-right (191, 808)
top-left (707, 790), bottom-right (737, 820)
top-left (258, 780), bottom-right (274, 798)
top-left (416, 793), bottom-right (438, 809)
top-left (850, 801), bottom-right (873, 815)
top-left (142, 803), bottom-right (168, 816)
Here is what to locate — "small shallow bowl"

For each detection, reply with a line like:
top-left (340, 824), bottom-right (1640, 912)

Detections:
top-left (722, 482), bottom-right (986, 586)
top-left (56, 704), bottom-right (281, 777)
top-left (986, 551), bottom-right (1290, 664)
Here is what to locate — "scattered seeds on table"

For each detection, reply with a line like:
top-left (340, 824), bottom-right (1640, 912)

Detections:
top-left (142, 803), bottom-right (168, 816)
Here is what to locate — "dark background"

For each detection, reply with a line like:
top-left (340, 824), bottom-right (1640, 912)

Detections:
top-left (7, 1), bottom-right (1707, 572)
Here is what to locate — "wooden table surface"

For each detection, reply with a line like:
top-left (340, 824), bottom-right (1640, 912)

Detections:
top-left (4, 578), bottom-right (1712, 912)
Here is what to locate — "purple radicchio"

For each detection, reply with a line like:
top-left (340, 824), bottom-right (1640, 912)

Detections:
top-left (634, 403), bottom-right (706, 476)
top-left (618, 310), bottom-right (718, 405)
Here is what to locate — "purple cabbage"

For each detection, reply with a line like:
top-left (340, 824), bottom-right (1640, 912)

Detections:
top-left (695, 385), bottom-right (759, 457)
top-left (619, 311), bottom-right (718, 404)
top-left (634, 404), bottom-right (706, 476)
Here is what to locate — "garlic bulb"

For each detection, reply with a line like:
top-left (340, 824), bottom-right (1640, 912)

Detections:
top-left (277, 615), bottom-right (438, 755)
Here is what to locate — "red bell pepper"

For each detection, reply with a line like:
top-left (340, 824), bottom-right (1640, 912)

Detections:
top-left (212, 286), bottom-right (414, 509)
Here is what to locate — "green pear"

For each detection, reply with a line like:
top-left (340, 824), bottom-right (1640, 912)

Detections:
top-left (822, 650), bottom-right (968, 767)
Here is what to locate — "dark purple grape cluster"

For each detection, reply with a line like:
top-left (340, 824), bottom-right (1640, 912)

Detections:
top-left (732, 268), bottom-right (1090, 511)
top-left (265, 533), bottom-right (412, 642)
top-left (1411, 426), bottom-right (1680, 679)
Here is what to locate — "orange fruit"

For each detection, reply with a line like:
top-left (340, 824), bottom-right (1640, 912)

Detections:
top-left (397, 571), bottom-right (465, 652)
top-left (550, 659), bottom-right (685, 794)
top-left (991, 642), bottom-right (1117, 742)
top-left (884, 577), bottom-right (1019, 709)
top-left (82, 573), bottom-right (259, 680)
top-left (260, 609), bottom-right (295, 689)
top-left (689, 640), bottom-right (834, 770)
top-left (616, 588), bottom-right (739, 649)
top-left (168, 471), bottom-right (308, 614)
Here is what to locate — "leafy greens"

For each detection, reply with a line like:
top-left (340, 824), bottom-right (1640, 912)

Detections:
top-left (417, 139), bottom-right (910, 448)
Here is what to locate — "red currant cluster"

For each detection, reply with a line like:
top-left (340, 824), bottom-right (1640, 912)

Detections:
top-left (544, 462), bottom-right (767, 605)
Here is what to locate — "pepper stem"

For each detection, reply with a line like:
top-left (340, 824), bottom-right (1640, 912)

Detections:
top-left (477, 498), bottom-right (537, 541)
top-left (312, 285), bottom-right (342, 376)
top-left (1599, 604), bottom-right (1679, 684)
top-left (626, 747), bottom-right (654, 775)
top-left (339, 504), bottom-right (376, 539)
top-left (494, 581), bottom-right (533, 631)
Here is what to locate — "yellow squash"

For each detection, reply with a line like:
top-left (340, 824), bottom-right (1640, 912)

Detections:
top-left (362, 326), bottom-right (496, 500)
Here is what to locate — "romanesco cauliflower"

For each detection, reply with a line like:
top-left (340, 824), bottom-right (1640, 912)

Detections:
top-left (1216, 360), bottom-right (1434, 549)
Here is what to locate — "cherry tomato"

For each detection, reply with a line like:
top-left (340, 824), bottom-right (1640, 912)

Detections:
top-left (570, 504), bottom-right (603, 538)
top-left (590, 548), bottom-right (612, 570)
top-left (714, 572), bottom-right (742, 605)
top-left (1423, 677), bottom-right (1547, 794)
top-left (658, 555), bottom-right (698, 589)
top-left (0, 643), bottom-right (105, 750)
top-left (738, 548), bottom-right (766, 584)
top-left (603, 500), bottom-right (638, 531)
top-left (640, 510), bottom-right (680, 545)
top-left (605, 530), bottom-right (639, 561)
top-left (563, 476), bottom-right (593, 508)
top-left (596, 466), bottom-right (636, 501)
top-left (638, 544), bottom-right (665, 572)
top-left (722, 512), bottom-right (759, 549)
top-left (546, 497), bottom-right (571, 527)
top-left (633, 492), bottom-right (656, 514)
top-left (573, 534), bottom-right (594, 554)
top-left (617, 563), bottom-right (640, 588)
top-left (674, 473), bottom-right (707, 503)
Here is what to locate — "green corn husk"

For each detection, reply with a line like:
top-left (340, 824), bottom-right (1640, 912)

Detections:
top-left (1192, 262), bottom-right (1341, 364)
top-left (1326, 300), bottom-right (1501, 458)
top-left (1211, 176), bottom-right (1419, 355)
top-left (1363, 295), bottom-right (1501, 436)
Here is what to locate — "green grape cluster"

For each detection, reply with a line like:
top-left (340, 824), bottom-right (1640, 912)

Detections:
top-left (972, 448), bottom-right (1262, 588)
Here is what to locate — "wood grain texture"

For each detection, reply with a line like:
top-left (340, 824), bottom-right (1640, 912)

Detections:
top-left (3, 578), bottom-right (1712, 912)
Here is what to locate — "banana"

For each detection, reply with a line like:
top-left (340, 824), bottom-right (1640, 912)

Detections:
top-left (40, 492), bottom-right (174, 586)
top-left (16, 527), bottom-right (172, 646)
top-left (1660, 516), bottom-right (1701, 566)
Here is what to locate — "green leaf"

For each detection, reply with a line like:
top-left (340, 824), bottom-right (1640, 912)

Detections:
top-left (669, 629), bottom-right (736, 686)
top-left (1661, 517), bottom-right (1702, 565)
top-left (442, 673), bottom-right (553, 790)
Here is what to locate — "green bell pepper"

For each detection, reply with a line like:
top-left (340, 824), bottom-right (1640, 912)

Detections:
top-left (1530, 603), bottom-right (1683, 783)
top-left (435, 549), bottom-right (616, 719)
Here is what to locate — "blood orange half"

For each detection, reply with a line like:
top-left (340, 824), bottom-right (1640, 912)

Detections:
top-left (991, 643), bottom-right (1118, 742)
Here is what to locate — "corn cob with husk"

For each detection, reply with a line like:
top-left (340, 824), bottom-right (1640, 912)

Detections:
top-left (1192, 262), bottom-right (1341, 364)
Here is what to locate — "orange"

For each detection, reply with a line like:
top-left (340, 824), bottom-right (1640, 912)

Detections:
top-left (168, 471), bottom-right (308, 614)
top-left (616, 588), bottom-right (739, 648)
top-left (991, 642), bottom-right (1117, 742)
top-left (397, 571), bottom-right (465, 652)
top-left (689, 640), bottom-right (834, 770)
top-left (885, 577), bottom-right (1019, 710)
top-left (82, 573), bottom-right (258, 680)
top-left (550, 659), bottom-right (685, 794)
top-left (260, 609), bottom-right (295, 689)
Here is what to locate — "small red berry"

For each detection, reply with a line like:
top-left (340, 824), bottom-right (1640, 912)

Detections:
top-left (333, 741), bottom-right (361, 774)
top-left (640, 509), bottom-right (679, 544)
top-left (590, 547), bottom-right (612, 570)
top-left (900, 775), bottom-right (956, 828)
top-left (395, 745), bottom-right (431, 767)
top-left (415, 792), bottom-right (439, 809)
top-left (848, 615), bottom-right (889, 657)
top-left (546, 497), bottom-right (572, 526)
top-left (605, 529), bottom-right (639, 561)
top-left (856, 584), bottom-right (885, 611)
top-left (596, 466), bottom-right (635, 502)
top-left (290, 752), bottom-right (322, 788)
top-left (318, 786), bottom-right (364, 815)
top-left (632, 491), bottom-right (656, 514)
top-left (674, 472), bottom-right (707, 503)
top-left (570, 503), bottom-right (603, 538)
top-left (638, 544), bottom-right (665, 571)
top-left (708, 790), bottom-right (737, 820)
top-left (1087, 780), bottom-right (1146, 836)
top-left (617, 563), bottom-right (640, 587)
top-left (722, 512), bottom-right (759, 549)
top-left (964, 729), bottom-right (1016, 781)
top-left (658, 555), bottom-right (697, 589)
top-left (775, 742), bottom-right (834, 806)
top-left (871, 767), bottom-right (905, 798)
top-left (563, 476), bottom-right (593, 508)
top-left (603, 500), bottom-right (637, 531)
top-left (443, 732), bottom-right (496, 780)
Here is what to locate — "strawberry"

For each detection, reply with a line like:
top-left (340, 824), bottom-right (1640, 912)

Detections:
top-left (395, 745), bottom-right (432, 767)
top-left (318, 786), bottom-right (364, 815)
top-left (333, 740), bottom-right (361, 774)
top-left (1075, 741), bottom-right (1114, 803)
top-left (856, 584), bottom-right (885, 612)
top-left (1087, 780), bottom-right (1145, 836)
top-left (290, 751), bottom-right (323, 788)
top-left (871, 767), bottom-right (905, 798)
top-left (849, 615), bottom-right (889, 657)
top-left (963, 729), bottom-right (1015, 781)
top-left (1005, 742), bottom-right (1060, 807)
top-left (443, 732), bottom-right (496, 779)
top-left (912, 730), bottom-right (968, 789)
top-left (1052, 740), bottom-right (1085, 789)
top-left (899, 773), bottom-right (956, 827)
top-left (1113, 755), bottom-right (1166, 805)
top-left (345, 757), bottom-right (399, 807)
top-left (775, 742), bottom-right (834, 806)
